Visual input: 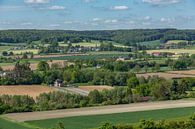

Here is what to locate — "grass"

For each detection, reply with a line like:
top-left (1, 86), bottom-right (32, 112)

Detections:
top-left (0, 118), bottom-right (32, 129)
top-left (26, 107), bottom-right (195, 129)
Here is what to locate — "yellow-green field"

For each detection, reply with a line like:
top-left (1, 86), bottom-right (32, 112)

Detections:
top-left (10, 49), bottom-right (39, 55)
top-left (147, 49), bottom-right (195, 55)
top-left (166, 40), bottom-right (188, 44)
top-left (0, 46), bottom-right (14, 52)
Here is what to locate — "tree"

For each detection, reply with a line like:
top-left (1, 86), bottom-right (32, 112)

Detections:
top-left (171, 80), bottom-right (179, 93)
top-left (37, 61), bottom-right (50, 71)
top-left (127, 77), bottom-right (139, 88)
top-left (152, 80), bottom-right (171, 100)
top-left (134, 65), bottom-right (141, 73)
top-left (22, 53), bottom-right (28, 59)
top-left (0, 66), bottom-right (3, 71)
top-left (178, 79), bottom-right (190, 94)
top-left (2, 51), bottom-right (8, 56)
top-left (12, 61), bottom-right (32, 84)
top-left (136, 84), bottom-right (151, 97)
top-left (126, 86), bottom-right (133, 103)
top-left (88, 90), bottom-right (102, 104)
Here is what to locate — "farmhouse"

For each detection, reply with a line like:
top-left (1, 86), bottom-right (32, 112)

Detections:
top-left (54, 79), bottom-right (64, 87)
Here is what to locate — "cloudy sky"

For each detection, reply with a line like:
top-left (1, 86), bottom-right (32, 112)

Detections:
top-left (0, 0), bottom-right (194, 30)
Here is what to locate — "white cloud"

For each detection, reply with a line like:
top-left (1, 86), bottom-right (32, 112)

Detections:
top-left (92, 18), bottom-right (101, 21)
top-left (20, 22), bottom-right (32, 26)
top-left (111, 6), bottom-right (129, 10)
top-left (144, 16), bottom-right (151, 20)
top-left (49, 6), bottom-right (65, 10)
top-left (83, 0), bottom-right (95, 3)
top-left (143, 0), bottom-right (182, 5)
top-left (104, 19), bottom-right (118, 23)
top-left (49, 24), bottom-right (60, 27)
top-left (24, 0), bottom-right (49, 4)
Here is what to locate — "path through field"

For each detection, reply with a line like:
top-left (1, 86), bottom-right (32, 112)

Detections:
top-left (3, 100), bottom-right (195, 122)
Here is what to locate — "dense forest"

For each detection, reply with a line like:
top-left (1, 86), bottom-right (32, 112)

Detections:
top-left (1, 29), bottom-right (195, 45)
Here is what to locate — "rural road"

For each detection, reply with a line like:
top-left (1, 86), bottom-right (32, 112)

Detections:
top-left (3, 100), bottom-right (195, 122)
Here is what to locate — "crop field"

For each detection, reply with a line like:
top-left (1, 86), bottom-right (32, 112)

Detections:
top-left (33, 53), bottom-right (129, 61)
top-left (25, 106), bottom-right (195, 129)
top-left (0, 46), bottom-right (14, 52)
top-left (136, 72), bottom-right (195, 79)
top-left (147, 49), bottom-right (195, 55)
top-left (78, 86), bottom-right (113, 92)
top-left (0, 85), bottom-right (56, 99)
top-left (10, 49), bottom-right (39, 55)
top-left (167, 70), bottom-right (195, 75)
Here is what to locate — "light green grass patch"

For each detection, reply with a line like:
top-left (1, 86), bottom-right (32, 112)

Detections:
top-left (10, 49), bottom-right (39, 55)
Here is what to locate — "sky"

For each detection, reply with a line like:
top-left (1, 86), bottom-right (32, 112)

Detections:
top-left (0, 0), bottom-right (195, 30)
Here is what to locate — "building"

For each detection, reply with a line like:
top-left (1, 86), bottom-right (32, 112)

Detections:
top-left (54, 79), bottom-right (64, 87)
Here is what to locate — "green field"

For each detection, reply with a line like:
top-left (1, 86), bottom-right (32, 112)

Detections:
top-left (0, 107), bottom-right (195, 129)
top-left (0, 118), bottom-right (31, 129)
top-left (26, 107), bottom-right (195, 129)
top-left (138, 40), bottom-right (161, 46)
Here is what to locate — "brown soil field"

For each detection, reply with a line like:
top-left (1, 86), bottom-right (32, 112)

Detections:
top-left (78, 86), bottom-right (113, 92)
top-left (0, 85), bottom-right (56, 99)
top-left (136, 72), bottom-right (195, 79)
top-left (167, 70), bottom-right (195, 75)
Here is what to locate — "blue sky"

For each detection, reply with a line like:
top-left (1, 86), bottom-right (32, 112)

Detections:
top-left (0, 0), bottom-right (195, 30)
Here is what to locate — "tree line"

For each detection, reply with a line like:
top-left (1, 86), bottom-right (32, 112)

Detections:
top-left (2, 29), bottom-right (195, 45)
top-left (95, 114), bottom-right (195, 129)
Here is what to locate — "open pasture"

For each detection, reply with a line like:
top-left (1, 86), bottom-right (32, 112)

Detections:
top-left (0, 85), bottom-right (56, 99)
top-left (78, 86), bottom-right (113, 92)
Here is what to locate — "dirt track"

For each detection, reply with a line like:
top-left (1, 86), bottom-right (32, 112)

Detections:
top-left (3, 100), bottom-right (195, 122)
